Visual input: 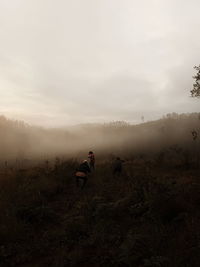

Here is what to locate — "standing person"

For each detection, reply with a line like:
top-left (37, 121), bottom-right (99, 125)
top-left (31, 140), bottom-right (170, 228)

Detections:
top-left (88, 151), bottom-right (95, 170)
top-left (75, 160), bottom-right (91, 189)
top-left (113, 157), bottom-right (124, 176)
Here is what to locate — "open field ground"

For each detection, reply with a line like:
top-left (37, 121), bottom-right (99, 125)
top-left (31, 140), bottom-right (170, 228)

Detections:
top-left (0, 154), bottom-right (199, 267)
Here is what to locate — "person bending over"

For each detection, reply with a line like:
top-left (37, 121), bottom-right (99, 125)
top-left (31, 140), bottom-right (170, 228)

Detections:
top-left (75, 160), bottom-right (91, 188)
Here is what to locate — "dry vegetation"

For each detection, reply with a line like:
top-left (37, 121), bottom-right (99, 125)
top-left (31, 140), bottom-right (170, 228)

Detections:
top-left (0, 113), bottom-right (200, 266)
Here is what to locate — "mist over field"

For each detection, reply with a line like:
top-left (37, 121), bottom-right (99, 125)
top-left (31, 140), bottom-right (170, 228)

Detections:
top-left (0, 113), bottom-right (199, 163)
top-left (1, 112), bottom-right (200, 267)
top-left (1, 1), bottom-right (200, 266)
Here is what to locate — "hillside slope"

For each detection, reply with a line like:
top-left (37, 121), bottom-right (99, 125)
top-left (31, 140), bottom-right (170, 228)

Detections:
top-left (0, 113), bottom-right (199, 161)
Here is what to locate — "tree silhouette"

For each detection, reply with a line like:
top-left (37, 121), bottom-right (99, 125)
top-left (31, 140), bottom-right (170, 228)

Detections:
top-left (191, 65), bottom-right (200, 97)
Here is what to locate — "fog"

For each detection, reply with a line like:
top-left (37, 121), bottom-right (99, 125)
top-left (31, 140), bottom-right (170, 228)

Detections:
top-left (0, 114), bottom-right (199, 165)
top-left (0, 1), bottom-right (200, 161)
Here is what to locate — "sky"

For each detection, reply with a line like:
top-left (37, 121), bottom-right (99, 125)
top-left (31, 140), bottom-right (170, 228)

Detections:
top-left (0, 0), bottom-right (199, 127)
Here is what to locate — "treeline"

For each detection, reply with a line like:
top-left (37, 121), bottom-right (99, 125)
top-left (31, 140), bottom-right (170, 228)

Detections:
top-left (0, 113), bottom-right (199, 161)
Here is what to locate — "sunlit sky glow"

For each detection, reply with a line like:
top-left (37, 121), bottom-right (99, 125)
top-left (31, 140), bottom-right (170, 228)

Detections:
top-left (0, 0), bottom-right (199, 126)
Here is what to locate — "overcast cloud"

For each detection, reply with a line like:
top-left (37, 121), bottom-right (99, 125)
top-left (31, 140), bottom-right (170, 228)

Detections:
top-left (0, 0), bottom-right (199, 126)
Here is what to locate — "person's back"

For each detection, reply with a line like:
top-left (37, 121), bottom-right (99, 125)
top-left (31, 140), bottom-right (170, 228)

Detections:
top-left (75, 160), bottom-right (91, 188)
top-left (78, 161), bottom-right (91, 173)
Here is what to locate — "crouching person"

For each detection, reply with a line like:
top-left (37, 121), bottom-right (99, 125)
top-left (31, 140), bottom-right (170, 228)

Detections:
top-left (75, 160), bottom-right (91, 189)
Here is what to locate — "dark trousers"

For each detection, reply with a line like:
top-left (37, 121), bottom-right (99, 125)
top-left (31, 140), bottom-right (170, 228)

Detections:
top-left (89, 161), bottom-right (95, 171)
top-left (76, 176), bottom-right (87, 188)
top-left (113, 167), bottom-right (122, 176)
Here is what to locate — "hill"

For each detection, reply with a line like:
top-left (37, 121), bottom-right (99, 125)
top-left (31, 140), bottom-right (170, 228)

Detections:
top-left (0, 113), bottom-right (199, 162)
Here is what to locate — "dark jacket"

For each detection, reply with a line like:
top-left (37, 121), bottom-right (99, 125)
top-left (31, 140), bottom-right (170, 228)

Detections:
top-left (78, 162), bottom-right (91, 174)
top-left (113, 158), bottom-right (124, 172)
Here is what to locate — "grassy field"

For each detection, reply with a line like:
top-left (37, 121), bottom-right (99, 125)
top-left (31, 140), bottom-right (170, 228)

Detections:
top-left (0, 153), bottom-right (199, 267)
